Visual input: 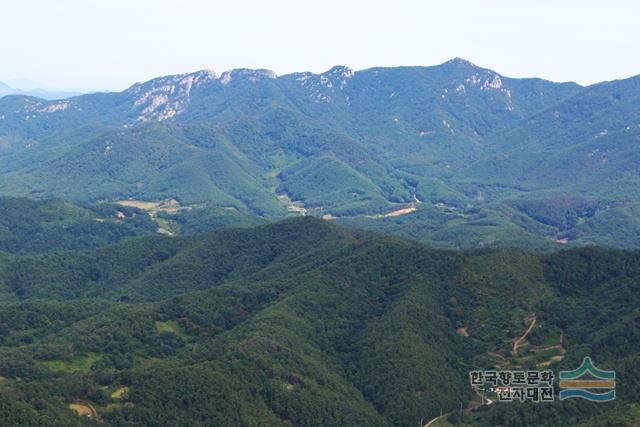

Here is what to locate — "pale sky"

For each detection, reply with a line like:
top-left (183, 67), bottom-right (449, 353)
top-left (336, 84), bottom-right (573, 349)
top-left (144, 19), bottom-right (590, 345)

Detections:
top-left (1, 0), bottom-right (639, 91)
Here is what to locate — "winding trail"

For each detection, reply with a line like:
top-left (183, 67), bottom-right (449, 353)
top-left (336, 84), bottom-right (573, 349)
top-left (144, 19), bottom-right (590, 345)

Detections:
top-left (512, 316), bottom-right (537, 355)
top-left (422, 388), bottom-right (494, 426)
top-left (421, 315), bottom-right (537, 425)
top-left (424, 412), bottom-right (447, 427)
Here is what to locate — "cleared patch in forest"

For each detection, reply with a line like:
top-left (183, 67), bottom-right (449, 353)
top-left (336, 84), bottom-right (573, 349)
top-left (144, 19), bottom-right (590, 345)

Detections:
top-left (116, 198), bottom-right (185, 235)
top-left (155, 320), bottom-right (185, 337)
top-left (43, 353), bottom-right (103, 373)
top-left (111, 387), bottom-right (129, 399)
top-left (117, 198), bottom-right (182, 214)
top-left (69, 401), bottom-right (97, 418)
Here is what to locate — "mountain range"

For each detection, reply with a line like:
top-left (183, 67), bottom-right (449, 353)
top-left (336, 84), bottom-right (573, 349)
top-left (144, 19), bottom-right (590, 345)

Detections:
top-left (1, 58), bottom-right (639, 249)
top-left (1, 59), bottom-right (639, 426)
top-left (0, 81), bottom-right (81, 101)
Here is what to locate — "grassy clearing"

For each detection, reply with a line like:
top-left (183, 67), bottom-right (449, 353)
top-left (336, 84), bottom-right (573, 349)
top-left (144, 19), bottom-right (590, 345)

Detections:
top-left (43, 353), bottom-right (103, 373)
top-left (155, 320), bottom-right (185, 337)
top-left (276, 194), bottom-right (307, 215)
top-left (117, 198), bottom-right (183, 235)
top-left (117, 200), bottom-right (160, 211)
top-left (110, 386), bottom-right (129, 399)
top-left (69, 401), bottom-right (97, 418)
top-left (154, 217), bottom-right (178, 236)
top-left (117, 198), bottom-right (182, 215)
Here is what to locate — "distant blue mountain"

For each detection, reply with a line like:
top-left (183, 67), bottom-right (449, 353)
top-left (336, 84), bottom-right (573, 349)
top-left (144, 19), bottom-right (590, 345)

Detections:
top-left (0, 81), bottom-right (81, 100)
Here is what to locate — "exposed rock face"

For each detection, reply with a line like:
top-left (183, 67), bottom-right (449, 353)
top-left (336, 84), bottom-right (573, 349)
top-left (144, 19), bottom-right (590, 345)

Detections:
top-left (218, 69), bottom-right (277, 85)
top-left (128, 70), bottom-right (217, 121)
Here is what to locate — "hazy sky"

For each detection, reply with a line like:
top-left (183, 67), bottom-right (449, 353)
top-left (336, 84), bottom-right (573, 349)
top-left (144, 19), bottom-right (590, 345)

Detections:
top-left (1, 0), bottom-right (639, 91)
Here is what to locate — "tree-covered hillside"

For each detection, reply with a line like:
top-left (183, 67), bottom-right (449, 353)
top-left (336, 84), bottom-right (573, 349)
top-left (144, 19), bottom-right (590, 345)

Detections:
top-left (0, 197), bottom-right (157, 253)
top-left (2, 60), bottom-right (640, 249)
top-left (0, 218), bottom-right (637, 426)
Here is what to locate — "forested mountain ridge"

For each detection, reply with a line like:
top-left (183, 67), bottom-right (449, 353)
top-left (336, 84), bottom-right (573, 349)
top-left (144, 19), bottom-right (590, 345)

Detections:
top-left (0, 218), bottom-right (637, 425)
top-left (1, 59), bottom-right (639, 249)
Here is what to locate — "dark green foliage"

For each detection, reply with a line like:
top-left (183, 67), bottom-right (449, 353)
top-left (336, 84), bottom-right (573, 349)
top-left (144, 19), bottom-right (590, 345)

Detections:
top-left (0, 197), bottom-right (156, 253)
top-left (162, 203), bottom-right (266, 234)
top-left (0, 218), bottom-right (637, 425)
